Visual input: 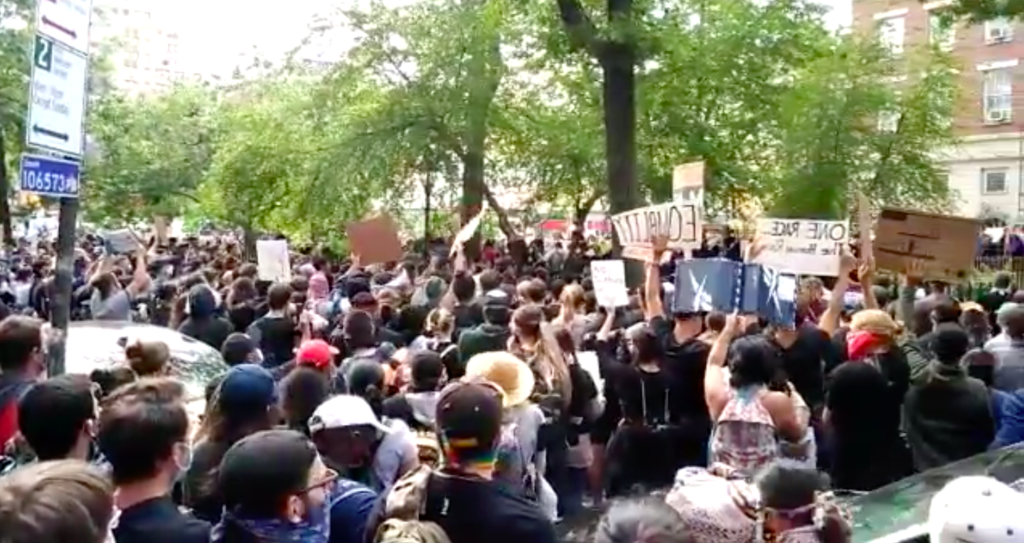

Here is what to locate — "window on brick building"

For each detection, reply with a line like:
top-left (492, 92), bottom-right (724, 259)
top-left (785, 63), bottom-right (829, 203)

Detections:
top-left (985, 18), bottom-right (1013, 44)
top-left (877, 16), bottom-right (905, 55)
top-left (983, 68), bottom-right (1013, 123)
top-left (983, 168), bottom-right (1009, 194)
top-left (929, 12), bottom-right (955, 50)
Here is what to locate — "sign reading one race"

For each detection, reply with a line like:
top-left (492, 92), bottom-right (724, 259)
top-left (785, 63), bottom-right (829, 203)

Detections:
top-left (26, 34), bottom-right (87, 158)
top-left (19, 153), bottom-right (80, 198)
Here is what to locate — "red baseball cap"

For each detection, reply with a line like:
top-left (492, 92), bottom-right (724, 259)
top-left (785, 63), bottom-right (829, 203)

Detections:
top-left (295, 340), bottom-right (336, 369)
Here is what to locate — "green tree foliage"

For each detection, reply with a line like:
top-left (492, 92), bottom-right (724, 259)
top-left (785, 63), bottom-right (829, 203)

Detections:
top-left (85, 85), bottom-right (218, 225)
top-left (769, 41), bottom-right (958, 218)
top-left (0, 0), bottom-right (33, 240)
top-left (60, 0), bottom-right (959, 243)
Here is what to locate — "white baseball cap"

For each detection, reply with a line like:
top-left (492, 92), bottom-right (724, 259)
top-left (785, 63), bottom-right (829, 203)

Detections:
top-left (308, 394), bottom-right (392, 435)
top-left (928, 476), bottom-right (1024, 543)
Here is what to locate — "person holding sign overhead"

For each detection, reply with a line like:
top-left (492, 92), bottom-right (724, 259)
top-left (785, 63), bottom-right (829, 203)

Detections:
top-left (642, 235), bottom-right (714, 470)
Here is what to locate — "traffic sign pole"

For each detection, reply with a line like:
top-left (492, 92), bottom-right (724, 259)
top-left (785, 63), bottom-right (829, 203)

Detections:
top-left (22, 0), bottom-right (92, 376)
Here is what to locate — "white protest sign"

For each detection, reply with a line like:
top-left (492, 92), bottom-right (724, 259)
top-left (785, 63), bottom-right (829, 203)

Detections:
top-left (256, 240), bottom-right (292, 282)
top-left (590, 260), bottom-right (629, 307)
top-left (611, 200), bottom-right (702, 260)
top-left (451, 207), bottom-right (485, 256)
top-left (672, 161), bottom-right (705, 203)
top-left (754, 218), bottom-right (849, 276)
top-left (103, 229), bottom-right (140, 254)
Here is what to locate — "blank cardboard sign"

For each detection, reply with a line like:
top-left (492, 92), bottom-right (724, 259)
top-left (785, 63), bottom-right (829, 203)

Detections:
top-left (346, 215), bottom-right (403, 265)
top-left (874, 208), bottom-right (981, 282)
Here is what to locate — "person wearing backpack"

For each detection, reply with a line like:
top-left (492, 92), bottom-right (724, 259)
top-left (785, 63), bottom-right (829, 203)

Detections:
top-left (366, 380), bottom-right (557, 543)
top-left (382, 351), bottom-right (446, 467)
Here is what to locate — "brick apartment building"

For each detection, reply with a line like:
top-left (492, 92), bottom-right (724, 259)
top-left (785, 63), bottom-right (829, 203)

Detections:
top-left (852, 0), bottom-right (1024, 220)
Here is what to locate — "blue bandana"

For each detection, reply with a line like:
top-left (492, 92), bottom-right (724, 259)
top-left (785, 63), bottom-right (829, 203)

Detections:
top-left (214, 494), bottom-right (331, 543)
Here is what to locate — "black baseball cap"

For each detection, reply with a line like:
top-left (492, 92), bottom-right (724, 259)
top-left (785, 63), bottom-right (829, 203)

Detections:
top-left (436, 381), bottom-right (503, 458)
top-left (219, 429), bottom-right (317, 517)
top-left (221, 333), bottom-right (257, 366)
top-left (409, 350), bottom-right (445, 389)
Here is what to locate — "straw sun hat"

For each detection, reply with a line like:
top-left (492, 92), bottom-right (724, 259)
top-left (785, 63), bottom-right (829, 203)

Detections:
top-left (463, 351), bottom-right (535, 408)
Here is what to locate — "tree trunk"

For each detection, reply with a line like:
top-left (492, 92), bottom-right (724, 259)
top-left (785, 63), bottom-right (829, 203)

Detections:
top-left (482, 183), bottom-right (518, 239)
top-left (459, 0), bottom-right (502, 259)
top-left (0, 127), bottom-right (15, 246)
top-left (556, 0), bottom-right (640, 279)
top-left (574, 190), bottom-right (605, 231)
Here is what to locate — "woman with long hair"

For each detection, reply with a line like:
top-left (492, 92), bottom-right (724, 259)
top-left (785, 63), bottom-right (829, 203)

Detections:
top-left (183, 365), bottom-right (279, 523)
top-left (595, 308), bottom-right (685, 496)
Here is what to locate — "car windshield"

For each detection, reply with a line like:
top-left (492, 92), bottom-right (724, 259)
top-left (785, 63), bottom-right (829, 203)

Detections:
top-left (64, 321), bottom-right (228, 400)
top-left (849, 444), bottom-right (1024, 542)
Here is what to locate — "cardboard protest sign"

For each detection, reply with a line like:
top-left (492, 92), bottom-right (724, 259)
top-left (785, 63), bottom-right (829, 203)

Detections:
top-left (256, 239), bottom-right (291, 282)
top-left (874, 208), bottom-right (981, 282)
top-left (451, 207), bottom-right (485, 256)
top-left (103, 229), bottom-right (141, 255)
top-left (753, 219), bottom-right (849, 276)
top-left (346, 215), bottom-right (403, 265)
top-left (590, 260), bottom-right (629, 308)
top-left (672, 161), bottom-right (705, 203)
top-left (611, 201), bottom-right (702, 260)
top-left (674, 259), bottom-right (796, 326)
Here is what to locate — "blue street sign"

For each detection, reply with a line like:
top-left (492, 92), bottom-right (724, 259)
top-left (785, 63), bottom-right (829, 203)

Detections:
top-left (19, 153), bottom-right (80, 198)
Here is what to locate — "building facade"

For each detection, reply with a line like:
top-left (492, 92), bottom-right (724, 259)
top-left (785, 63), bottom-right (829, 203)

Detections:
top-left (853, 0), bottom-right (1024, 221)
top-left (89, 0), bottom-right (195, 95)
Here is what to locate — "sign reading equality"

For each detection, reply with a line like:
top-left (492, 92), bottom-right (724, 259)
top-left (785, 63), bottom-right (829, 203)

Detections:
top-left (35, 0), bottom-right (93, 55)
top-left (26, 35), bottom-right (87, 158)
top-left (611, 200), bottom-right (703, 260)
top-left (19, 153), bottom-right (80, 198)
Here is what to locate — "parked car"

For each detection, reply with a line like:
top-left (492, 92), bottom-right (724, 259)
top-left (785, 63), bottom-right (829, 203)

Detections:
top-left (558, 444), bottom-right (1024, 543)
top-left (849, 444), bottom-right (1024, 542)
top-left (64, 320), bottom-right (228, 419)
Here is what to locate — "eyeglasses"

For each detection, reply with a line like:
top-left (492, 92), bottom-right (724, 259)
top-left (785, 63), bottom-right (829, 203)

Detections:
top-left (299, 467), bottom-right (338, 495)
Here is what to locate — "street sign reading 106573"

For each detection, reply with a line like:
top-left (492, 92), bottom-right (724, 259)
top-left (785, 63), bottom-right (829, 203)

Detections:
top-left (19, 153), bottom-right (80, 198)
top-left (27, 35), bottom-right (87, 158)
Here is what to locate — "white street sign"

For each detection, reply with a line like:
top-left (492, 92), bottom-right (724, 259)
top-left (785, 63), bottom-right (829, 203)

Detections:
top-left (27, 35), bottom-right (87, 158)
top-left (35, 0), bottom-right (92, 55)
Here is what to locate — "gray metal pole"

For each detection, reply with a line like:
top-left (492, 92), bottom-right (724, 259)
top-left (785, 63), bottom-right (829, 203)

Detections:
top-left (47, 195), bottom-right (78, 377)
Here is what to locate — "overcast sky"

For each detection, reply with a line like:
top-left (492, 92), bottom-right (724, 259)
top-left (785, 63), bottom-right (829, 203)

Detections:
top-left (168, 0), bottom-right (851, 77)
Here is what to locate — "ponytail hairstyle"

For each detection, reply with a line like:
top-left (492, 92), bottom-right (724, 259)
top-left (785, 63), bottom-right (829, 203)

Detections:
top-left (511, 304), bottom-right (572, 404)
top-left (346, 360), bottom-right (387, 418)
top-left (425, 308), bottom-right (455, 340)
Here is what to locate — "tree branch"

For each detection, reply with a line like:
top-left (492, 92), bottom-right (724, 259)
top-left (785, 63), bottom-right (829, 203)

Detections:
top-left (556, 0), bottom-right (605, 58)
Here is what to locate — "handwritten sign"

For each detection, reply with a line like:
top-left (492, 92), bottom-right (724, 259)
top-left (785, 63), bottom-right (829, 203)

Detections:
top-left (611, 200), bottom-right (702, 260)
top-left (256, 240), bottom-right (292, 283)
top-left (672, 161), bottom-right (705, 203)
top-left (874, 208), bottom-right (981, 281)
top-left (590, 260), bottom-right (629, 307)
top-left (103, 229), bottom-right (141, 255)
top-left (753, 218), bottom-right (849, 276)
top-left (346, 215), bottom-right (403, 265)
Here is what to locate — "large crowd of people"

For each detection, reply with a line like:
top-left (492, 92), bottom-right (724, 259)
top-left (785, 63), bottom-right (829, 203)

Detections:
top-left (0, 229), bottom-right (1022, 543)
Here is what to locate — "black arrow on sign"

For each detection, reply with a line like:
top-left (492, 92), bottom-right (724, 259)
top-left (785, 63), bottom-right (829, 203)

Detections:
top-left (32, 124), bottom-right (69, 141)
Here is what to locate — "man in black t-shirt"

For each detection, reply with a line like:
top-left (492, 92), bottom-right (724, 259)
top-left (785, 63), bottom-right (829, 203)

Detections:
top-left (365, 381), bottom-right (557, 543)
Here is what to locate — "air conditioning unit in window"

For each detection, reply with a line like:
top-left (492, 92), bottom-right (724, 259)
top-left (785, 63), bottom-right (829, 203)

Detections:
top-left (987, 109), bottom-right (1011, 123)
top-left (987, 26), bottom-right (1012, 43)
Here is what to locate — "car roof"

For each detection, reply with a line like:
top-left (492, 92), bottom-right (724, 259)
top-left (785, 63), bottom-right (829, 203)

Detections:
top-left (64, 320), bottom-right (228, 398)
